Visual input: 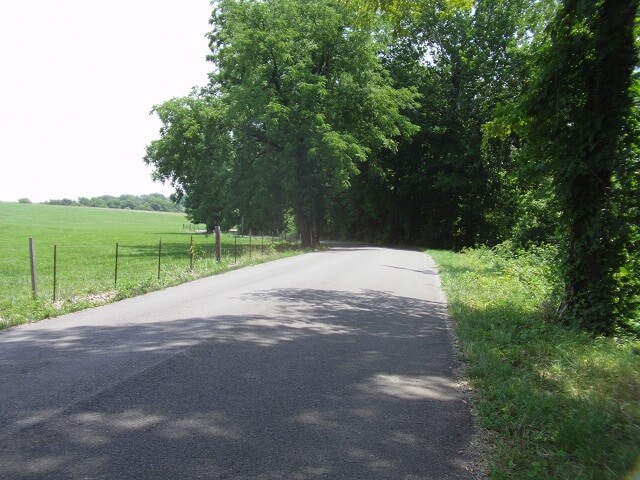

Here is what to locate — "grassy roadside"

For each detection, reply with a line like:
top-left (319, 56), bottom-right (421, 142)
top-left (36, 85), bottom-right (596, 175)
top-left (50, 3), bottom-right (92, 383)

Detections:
top-left (0, 202), bottom-right (310, 330)
top-left (1, 246), bottom-right (309, 330)
top-left (429, 247), bottom-right (640, 480)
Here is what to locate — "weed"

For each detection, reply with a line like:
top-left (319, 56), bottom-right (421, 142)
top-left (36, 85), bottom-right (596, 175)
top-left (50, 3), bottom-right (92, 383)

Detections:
top-left (430, 247), bottom-right (640, 480)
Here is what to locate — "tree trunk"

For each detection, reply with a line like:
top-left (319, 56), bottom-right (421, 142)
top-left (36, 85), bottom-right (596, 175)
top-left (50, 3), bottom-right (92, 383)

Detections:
top-left (293, 143), bottom-right (322, 248)
top-left (561, 0), bottom-right (638, 334)
top-left (296, 209), bottom-right (317, 247)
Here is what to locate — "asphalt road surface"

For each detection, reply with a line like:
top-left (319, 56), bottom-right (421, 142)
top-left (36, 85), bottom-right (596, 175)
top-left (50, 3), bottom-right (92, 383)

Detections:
top-left (0, 246), bottom-right (482, 479)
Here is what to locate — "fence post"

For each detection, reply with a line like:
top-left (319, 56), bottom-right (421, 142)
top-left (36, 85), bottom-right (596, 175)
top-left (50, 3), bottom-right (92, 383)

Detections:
top-left (157, 239), bottom-right (162, 280)
top-left (190, 235), bottom-right (194, 270)
top-left (53, 245), bottom-right (57, 301)
top-left (215, 226), bottom-right (221, 262)
top-left (29, 238), bottom-right (38, 298)
top-left (234, 234), bottom-right (237, 263)
top-left (114, 242), bottom-right (119, 286)
top-left (249, 230), bottom-right (252, 258)
top-left (261, 232), bottom-right (264, 254)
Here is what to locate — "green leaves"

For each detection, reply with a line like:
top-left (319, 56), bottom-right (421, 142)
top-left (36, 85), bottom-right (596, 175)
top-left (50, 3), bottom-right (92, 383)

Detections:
top-left (144, 94), bottom-right (234, 229)
top-left (147, 0), bottom-right (418, 244)
top-left (524, 0), bottom-right (640, 335)
top-left (144, 0), bottom-right (639, 334)
top-left (210, 0), bottom-right (418, 243)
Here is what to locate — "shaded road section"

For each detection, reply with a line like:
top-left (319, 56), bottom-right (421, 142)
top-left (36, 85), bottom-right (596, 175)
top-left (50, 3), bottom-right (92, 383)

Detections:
top-left (0, 247), bottom-right (482, 479)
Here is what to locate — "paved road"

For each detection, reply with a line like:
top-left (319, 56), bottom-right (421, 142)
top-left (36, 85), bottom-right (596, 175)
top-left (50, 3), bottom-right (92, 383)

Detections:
top-left (0, 246), bottom-right (481, 479)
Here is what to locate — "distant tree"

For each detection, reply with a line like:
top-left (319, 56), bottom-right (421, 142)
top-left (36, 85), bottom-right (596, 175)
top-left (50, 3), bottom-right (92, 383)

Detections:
top-left (106, 198), bottom-right (120, 209)
top-left (17, 198), bottom-right (31, 204)
top-left (89, 198), bottom-right (107, 208)
top-left (39, 194), bottom-right (181, 212)
top-left (45, 198), bottom-right (78, 206)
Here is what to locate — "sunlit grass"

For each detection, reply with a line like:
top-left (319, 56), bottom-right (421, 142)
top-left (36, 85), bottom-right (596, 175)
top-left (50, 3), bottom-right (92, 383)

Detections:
top-left (429, 247), bottom-right (640, 480)
top-left (0, 202), bottom-right (302, 328)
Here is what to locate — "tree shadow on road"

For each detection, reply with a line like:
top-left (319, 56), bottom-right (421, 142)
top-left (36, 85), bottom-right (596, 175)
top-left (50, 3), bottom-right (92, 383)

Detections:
top-left (0, 288), bottom-right (482, 479)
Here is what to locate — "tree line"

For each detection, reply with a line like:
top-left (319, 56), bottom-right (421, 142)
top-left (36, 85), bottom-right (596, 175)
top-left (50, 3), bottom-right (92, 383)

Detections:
top-left (144, 0), bottom-right (639, 336)
top-left (42, 194), bottom-right (183, 212)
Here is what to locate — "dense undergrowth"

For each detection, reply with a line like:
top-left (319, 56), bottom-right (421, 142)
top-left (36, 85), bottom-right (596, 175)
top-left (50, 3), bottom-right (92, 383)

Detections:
top-left (430, 245), bottom-right (640, 480)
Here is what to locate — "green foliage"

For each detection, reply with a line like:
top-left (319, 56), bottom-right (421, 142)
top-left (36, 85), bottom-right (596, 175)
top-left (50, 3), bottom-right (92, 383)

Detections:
top-left (524, 0), bottom-right (639, 335)
top-left (143, 0), bottom-right (639, 334)
top-left (144, 95), bottom-right (234, 229)
top-left (146, 0), bottom-right (418, 246)
top-left (44, 194), bottom-right (182, 212)
top-left (208, 0), bottom-right (419, 245)
top-left (431, 247), bottom-right (640, 479)
top-left (331, 0), bottom-right (556, 248)
top-left (342, 0), bottom-right (473, 26)
top-left (613, 82), bottom-right (640, 333)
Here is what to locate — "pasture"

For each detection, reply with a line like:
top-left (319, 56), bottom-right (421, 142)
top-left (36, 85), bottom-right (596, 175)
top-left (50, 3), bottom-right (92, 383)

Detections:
top-left (0, 202), bottom-right (293, 327)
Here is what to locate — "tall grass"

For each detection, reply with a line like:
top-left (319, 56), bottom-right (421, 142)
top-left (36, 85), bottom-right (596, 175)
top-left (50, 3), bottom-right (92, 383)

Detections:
top-left (0, 202), bottom-right (301, 328)
top-left (429, 246), bottom-right (640, 480)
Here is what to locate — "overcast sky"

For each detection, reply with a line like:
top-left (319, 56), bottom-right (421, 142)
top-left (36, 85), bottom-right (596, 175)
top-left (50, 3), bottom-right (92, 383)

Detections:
top-left (0, 0), bottom-right (213, 202)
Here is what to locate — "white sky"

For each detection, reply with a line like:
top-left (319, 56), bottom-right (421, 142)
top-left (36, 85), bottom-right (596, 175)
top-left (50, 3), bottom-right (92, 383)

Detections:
top-left (0, 0), bottom-right (213, 202)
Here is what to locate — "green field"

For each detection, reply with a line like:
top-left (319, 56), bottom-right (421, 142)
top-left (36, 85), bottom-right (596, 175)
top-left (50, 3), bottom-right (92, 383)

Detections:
top-left (0, 202), bottom-right (296, 328)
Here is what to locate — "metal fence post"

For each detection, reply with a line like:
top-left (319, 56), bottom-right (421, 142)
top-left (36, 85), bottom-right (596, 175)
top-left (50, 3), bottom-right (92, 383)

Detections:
top-left (157, 239), bottom-right (162, 280)
top-left (28, 238), bottom-right (38, 298)
top-left (53, 245), bottom-right (57, 301)
top-left (114, 242), bottom-right (119, 287)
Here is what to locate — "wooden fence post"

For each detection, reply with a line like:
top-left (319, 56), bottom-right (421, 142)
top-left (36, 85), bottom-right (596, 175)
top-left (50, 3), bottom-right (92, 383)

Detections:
top-left (215, 226), bottom-right (221, 262)
top-left (190, 235), bottom-right (194, 270)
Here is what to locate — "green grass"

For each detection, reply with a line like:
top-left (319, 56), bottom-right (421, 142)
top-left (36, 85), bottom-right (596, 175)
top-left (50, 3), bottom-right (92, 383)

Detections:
top-left (429, 247), bottom-right (640, 480)
top-left (0, 202), bottom-right (302, 328)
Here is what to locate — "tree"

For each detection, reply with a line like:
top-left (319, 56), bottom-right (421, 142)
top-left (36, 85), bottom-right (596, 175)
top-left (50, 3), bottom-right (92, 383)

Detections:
top-left (343, 0), bottom-right (639, 335)
top-left (145, 93), bottom-right (234, 231)
top-left (208, 0), bottom-right (418, 245)
top-left (334, 0), bottom-right (555, 247)
top-left (526, 0), bottom-right (639, 334)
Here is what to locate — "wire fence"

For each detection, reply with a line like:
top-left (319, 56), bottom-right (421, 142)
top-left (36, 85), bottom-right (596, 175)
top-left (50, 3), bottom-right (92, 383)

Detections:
top-left (22, 231), bottom-right (301, 302)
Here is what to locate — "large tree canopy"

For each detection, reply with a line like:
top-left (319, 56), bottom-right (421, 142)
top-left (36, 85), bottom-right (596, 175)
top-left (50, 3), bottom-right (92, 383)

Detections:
top-left (331, 0), bottom-right (556, 247)
top-left (209, 0), bottom-right (419, 244)
top-left (146, 0), bottom-right (418, 244)
top-left (145, 0), bottom-right (639, 335)
top-left (144, 93), bottom-right (234, 230)
top-left (337, 0), bottom-right (639, 335)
